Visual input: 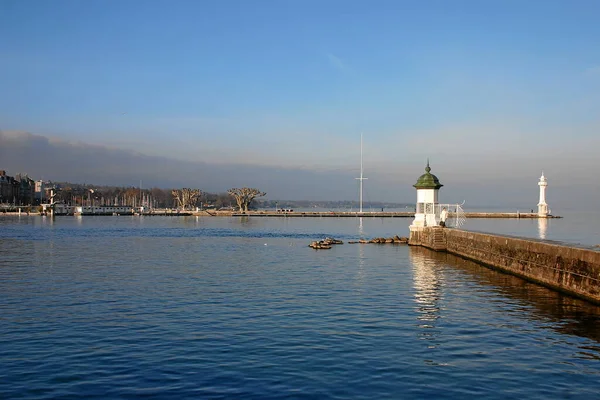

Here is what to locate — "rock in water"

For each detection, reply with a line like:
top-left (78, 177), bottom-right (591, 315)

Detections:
top-left (309, 240), bottom-right (333, 249)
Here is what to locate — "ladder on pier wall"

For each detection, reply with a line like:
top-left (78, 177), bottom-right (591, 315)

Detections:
top-left (430, 227), bottom-right (447, 251)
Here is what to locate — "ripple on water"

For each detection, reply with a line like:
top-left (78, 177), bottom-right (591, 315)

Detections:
top-left (1, 217), bottom-right (600, 399)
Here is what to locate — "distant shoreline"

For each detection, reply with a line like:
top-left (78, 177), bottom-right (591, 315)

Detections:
top-left (1, 211), bottom-right (561, 219)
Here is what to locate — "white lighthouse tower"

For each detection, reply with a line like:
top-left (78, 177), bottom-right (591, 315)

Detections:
top-left (537, 172), bottom-right (549, 217)
top-left (410, 161), bottom-right (443, 228)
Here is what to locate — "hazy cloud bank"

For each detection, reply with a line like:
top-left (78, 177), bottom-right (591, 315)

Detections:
top-left (0, 130), bottom-right (396, 201)
top-left (1, 130), bottom-right (598, 209)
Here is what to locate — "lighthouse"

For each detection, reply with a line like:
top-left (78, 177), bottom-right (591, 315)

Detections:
top-left (537, 172), bottom-right (549, 217)
top-left (410, 161), bottom-right (443, 228)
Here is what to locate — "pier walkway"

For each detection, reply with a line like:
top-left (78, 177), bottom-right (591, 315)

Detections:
top-left (1, 210), bottom-right (562, 219)
top-left (227, 211), bottom-right (561, 219)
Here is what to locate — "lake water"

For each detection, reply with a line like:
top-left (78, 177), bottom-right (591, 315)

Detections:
top-left (463, 210), bottom-right (600, 248)
top-left (1, 215), bottom-right (600, 399)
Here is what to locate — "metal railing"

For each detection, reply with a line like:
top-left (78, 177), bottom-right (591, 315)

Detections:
top-left (435, 202), bottom-right (466, 228)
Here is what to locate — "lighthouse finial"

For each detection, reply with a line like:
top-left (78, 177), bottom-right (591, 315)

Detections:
top-left (425, 158), bottom-right (431, 173)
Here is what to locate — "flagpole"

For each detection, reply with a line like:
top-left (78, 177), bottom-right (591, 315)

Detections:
top-left (355, 133), bottom-right (368, 213)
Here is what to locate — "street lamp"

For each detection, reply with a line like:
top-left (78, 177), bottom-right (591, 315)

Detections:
top-left (89, 189), bottom-right (95, 207)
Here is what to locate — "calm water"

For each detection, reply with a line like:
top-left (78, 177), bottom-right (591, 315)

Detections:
top-left (1, 216), bottom-right (600, 399)
top-left (463, 210), bottom-right (600, 248)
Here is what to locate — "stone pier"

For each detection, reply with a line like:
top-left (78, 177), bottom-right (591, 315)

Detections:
top-left (409, 227), bottom-right (600, 304)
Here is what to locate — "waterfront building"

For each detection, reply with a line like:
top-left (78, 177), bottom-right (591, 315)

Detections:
top-left (17, 174), bottom-right (35, 206)
top-left (0, 170), bottom-right (16, 203)
top-left (41, 203), bottom-right (75, 215)
top-left (538, 172), bottom-right (549, 217)
top-left (0, 170), bottom-right (35, 205)
top-left (410, 161), bottom-right (443, 228)
top-left (35, 180), bottom-right (46, 204)
top-left (74, 205), bottom-right (135, 215)
top-left (40, 204), bottom-right (136, 215)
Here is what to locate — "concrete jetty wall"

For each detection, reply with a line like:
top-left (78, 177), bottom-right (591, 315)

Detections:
top-left (1, 210), bottom-right (560, 218)
top-left (227, 211), bottom-right (559, 218)
top-left (409, 227), bottom-right (600, 304)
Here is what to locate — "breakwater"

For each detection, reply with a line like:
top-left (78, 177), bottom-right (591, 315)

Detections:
top-left (229, 211), bottom-right (560, 218)
top-left (461, 212), bottom-right (562, 219)
top-left (2, 209), bottom-right (561, 218)
top-left (232, 211), bottom-right (414, 217)
top-left (409, 227), bottom-right (600, 304)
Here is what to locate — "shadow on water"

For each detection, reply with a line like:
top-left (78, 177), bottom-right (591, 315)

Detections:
top-left (409, 246), bottom-right (600, 344)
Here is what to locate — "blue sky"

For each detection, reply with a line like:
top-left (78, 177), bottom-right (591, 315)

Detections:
top-left (1, 0), bottom-right (599, 206)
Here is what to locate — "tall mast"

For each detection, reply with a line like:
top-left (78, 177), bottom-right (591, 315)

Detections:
top-left (355, 133), bottom-right (368, 213)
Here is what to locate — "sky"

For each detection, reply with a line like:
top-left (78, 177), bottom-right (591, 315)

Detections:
top-left (1, 0), bottom-right (599, 208)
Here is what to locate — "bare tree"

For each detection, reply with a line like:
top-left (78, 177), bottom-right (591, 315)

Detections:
top-left (228, 188), bottom-right (245, 212)
top-left (172, 188), bottom-right (202, 210)
top-left (227, 188), bottom-right (266, 212)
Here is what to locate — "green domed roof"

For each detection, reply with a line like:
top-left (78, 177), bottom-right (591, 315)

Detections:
top-left (413, 161), bottom-right (443, 189)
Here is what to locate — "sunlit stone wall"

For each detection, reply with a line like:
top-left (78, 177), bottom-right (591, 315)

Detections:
top-left (409, 228), bottom-right (600, 304)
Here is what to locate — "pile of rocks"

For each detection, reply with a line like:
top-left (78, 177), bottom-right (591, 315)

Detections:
top-left (322, 237), bottom-right (343, 245)
top-left (309, 237), bottom-right (344, 249)
top-left (348, 235), bottom-right (408, 244)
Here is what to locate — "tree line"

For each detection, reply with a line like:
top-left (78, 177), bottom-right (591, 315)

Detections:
top-left (51, 183), bottom-right (266, 212)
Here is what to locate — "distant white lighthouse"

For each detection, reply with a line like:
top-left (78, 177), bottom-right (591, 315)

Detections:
top-left (537, 172), bottom-right (549, 217)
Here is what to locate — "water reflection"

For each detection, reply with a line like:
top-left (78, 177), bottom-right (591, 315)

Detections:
top-left (538, 217), bottom-right (548, 240)
top-left (416, 246), bottom-right (600, 344)
top-left (409, 247), bottom-right (444, 345)
top-left (351, 218), bottom-right (366, 285)
top-left (180, 215), bottom-right (202, 227)
top-left (40, 215), bottom-right (55, 227)
top-left (238, 215), bottom-right (256, 227)
top-left (355, 243), bottom-right (366, 286)
top-left (358, 217), bottom-right (364, 238)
